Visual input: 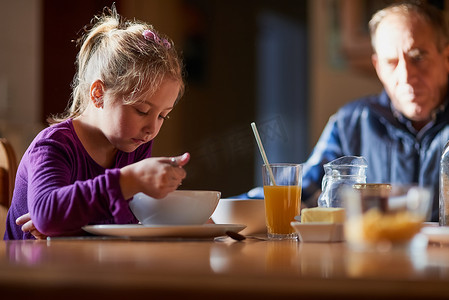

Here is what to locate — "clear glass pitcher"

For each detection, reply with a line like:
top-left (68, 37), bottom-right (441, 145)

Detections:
top-left (440, 141), bottom-right (449, 225)
top-left (318, 156), bottom-right (368, 208)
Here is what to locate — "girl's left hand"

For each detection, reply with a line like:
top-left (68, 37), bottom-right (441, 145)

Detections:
top-left (16, 213), bottom-right (47, 240)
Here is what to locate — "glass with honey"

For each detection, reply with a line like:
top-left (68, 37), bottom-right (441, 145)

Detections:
top-left (344, 184), bottom-right (432, 251)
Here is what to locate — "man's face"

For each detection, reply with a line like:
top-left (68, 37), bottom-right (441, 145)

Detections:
top-left (372, 13), bottom-right (449, 125)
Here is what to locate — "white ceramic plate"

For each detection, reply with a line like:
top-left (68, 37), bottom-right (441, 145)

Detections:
top-left (290, 222), bottom-right (344, 243)
top-left (82, 224), bottom-right (246, 239)
top-left (421, 226), bottom-right (449, 244)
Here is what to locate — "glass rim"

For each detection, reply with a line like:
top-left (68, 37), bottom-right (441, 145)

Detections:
top-left (353, 183), bottom-right (431, 190)
top-left (262, 163), bottom-right (303, 167)
top-left (353, 183), bottom-right (392, 190)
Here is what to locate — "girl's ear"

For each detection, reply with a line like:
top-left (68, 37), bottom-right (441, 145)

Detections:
top-left (90, 80), bottom-right (105, 108)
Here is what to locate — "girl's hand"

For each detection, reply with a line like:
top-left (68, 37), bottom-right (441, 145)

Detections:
top-left (120, 152), bottom-right (190, 199)
top-left (16, 213), bottom-right (48, 240)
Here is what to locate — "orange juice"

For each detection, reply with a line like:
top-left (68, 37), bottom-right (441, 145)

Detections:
top-left (263, 185), bottom-right (301, 235)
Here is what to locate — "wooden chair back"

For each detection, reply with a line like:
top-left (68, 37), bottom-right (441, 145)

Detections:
top-left (0, 138), bottom-right (18, 237)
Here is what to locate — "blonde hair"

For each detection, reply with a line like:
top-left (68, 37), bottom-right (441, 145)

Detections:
top-left (369, 1), bottom-right (449, 53)
top-left (49, 6), bottom-right (185, 124)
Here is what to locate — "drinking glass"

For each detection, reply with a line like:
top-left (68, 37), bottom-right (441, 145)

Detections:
top-left (343, 184), bottom-right (432, 251)
top-left (262, 163), bottom-right (302, 240)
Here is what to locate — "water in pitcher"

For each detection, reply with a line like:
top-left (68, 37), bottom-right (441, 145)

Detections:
top-left (318, 156), bottom-right (368, 208)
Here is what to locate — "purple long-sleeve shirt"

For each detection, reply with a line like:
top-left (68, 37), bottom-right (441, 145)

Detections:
top-left (4, 119), bottom-right (153, 240)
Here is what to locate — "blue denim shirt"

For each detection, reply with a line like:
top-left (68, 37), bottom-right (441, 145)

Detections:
top-left (242, 90), bottom-right (449, 221)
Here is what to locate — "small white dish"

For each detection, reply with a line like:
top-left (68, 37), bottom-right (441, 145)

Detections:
top-left (423, 222), bottom-right (439, 227)
top-left (421, 226), bottom-right (449, 244)
top-left (290, 221), bottom-right (344, 243)
top-left (82, 224), bottom-right (246, 239)
top-left (211, 198), bottom-right (266, 235)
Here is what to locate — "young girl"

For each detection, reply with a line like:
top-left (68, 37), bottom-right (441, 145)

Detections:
top-left (4, 7), bottom-right (189, 240)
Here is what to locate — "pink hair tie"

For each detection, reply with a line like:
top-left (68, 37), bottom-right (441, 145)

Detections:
top-left (142, 29), bottom-right (156, 41)
top-left (142, 29), bottom-right (171, 49)
top-left (162, 39), bottom-right (172, 49)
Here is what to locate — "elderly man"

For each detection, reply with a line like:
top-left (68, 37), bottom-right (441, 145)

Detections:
top-left (244, 1), bottom-right (449, 222)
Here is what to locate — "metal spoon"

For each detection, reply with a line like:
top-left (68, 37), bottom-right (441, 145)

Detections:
top-left (225, 231), bottom-right (246, 241)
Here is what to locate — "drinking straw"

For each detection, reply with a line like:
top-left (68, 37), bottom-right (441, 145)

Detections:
top-left (250, 122), bottom-right (276, 185)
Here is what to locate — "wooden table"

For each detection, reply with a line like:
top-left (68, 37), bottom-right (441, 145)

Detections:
top-left (1, 236), bottom-right (449, 300)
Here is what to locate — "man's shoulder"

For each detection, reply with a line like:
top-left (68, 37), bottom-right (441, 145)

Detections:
top-left (337, 92), bottom-right (390, 117)
top-left (340, 93), bottom-right (384, 109)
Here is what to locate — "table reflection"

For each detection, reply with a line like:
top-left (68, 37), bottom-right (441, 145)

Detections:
top-left (2, 238), bottom-right (449, 282)
top-left (210, 240), bottom-right (302, 275)
top-left (5, 240), bottom-right (46, 265)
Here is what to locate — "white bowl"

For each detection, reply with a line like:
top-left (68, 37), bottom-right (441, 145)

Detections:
top-left (129, 190), bottom-right (221, 225)
top-left (291, 221), bottom-right (344, 243)
top-left (211, 198), bottom-right (266, 235)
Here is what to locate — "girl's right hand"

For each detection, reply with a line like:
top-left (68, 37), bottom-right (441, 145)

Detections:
top-left (120, 152), bottom-right (190, 200)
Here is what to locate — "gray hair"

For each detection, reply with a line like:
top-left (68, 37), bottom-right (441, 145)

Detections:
top-left (369, 1), bottom-right (449, 52)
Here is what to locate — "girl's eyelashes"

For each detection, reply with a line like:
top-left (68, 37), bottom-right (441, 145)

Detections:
top-left (135, 108), bottom-right (170, 121)
top-left (160, 114), bottom-right (170, 121)
top-left (135, 108), bottom-right (148, 116)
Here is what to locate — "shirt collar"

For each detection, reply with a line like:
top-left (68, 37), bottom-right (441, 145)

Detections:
top-left (390, 98), bottom-right (448, 137)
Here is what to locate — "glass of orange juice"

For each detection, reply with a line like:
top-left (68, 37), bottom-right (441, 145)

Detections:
top-left (262, 163), bottom-right (302, 240)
